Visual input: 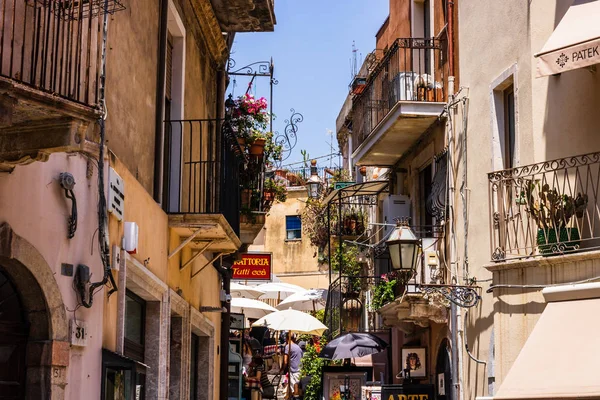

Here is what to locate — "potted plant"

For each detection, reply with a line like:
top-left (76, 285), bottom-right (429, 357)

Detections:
top-left (371, 272), bottom-right (398, 311)
top-left (517, 181), bottom-right (588, 255)
top-left (264, 178), bottom-right (287, 203)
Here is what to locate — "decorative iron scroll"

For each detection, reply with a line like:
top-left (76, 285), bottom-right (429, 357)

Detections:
top-left (487, 151), bottom-right (600, 181)
top-left (419, 285), bottom-right (481, 308)
top-left (272, 109), bottom-right (303, 166)
top-left (426, 149), bottom-right (448, 221)
top-left (227, 59), bottom-right (273, 77)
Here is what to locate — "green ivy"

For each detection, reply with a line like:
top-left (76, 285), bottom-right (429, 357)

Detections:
top-left (300, 338), bottom-right (327, 400)
top-left (371, 279), bottom-right (397, 310)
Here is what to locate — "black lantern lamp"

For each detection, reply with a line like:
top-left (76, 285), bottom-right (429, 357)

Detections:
top-left (386, 221), bottom-right (420, 271)
top-left (306, 159), bottom-right (323, 199)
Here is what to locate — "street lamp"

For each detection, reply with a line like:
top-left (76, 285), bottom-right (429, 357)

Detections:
top-left (386, 221), bottom-right (420, 271)
top-left (306, 159), bottom-right (322, 199)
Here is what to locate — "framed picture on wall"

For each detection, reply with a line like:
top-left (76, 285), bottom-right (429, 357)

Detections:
top-left (321, 367), bottom-right (371, 400)
top-left (401, 347), bottom-right (427, 378)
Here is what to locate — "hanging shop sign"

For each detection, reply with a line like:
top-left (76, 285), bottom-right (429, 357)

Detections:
top-left (232, 253), bottom-right (272, 281)
top-left (381, 384), bottom-right (435, 400)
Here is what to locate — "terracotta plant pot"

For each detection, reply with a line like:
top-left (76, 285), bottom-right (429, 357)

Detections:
top-left (249, 138), bottom-right (266, 156)
top-left (263, 189), bottom-right (275, 202)
top-left (236, 137), bottom-right (246, 147)
top-left (359, 166), bottom-right (367, 176)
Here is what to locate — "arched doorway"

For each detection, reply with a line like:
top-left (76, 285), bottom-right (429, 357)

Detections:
top-left (0, 269), bottom-right (28, 399)
top-left (436, 338), bottom-right (453, 400)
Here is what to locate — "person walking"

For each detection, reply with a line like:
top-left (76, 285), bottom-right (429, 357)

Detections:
top-left (283, 333), bottom-right (303, 399)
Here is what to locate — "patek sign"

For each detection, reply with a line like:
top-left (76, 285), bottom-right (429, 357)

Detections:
top-left (381, 384), bottom-right (435, 400)
top-left (232, 253), bottom-right (272, 281)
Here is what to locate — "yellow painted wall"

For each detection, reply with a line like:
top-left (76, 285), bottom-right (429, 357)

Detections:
top-left (253, 187), bottom-right (327, 289)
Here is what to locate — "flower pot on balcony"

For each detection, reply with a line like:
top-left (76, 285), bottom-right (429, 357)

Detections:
top-left (249, 138), bottom-right (266, 156)
top-left (537, 227), bottom-right (581, 256)
top-left (263, 189), bottom-right (275, 202)
top-left (237, 137), bottom-right (247, 147)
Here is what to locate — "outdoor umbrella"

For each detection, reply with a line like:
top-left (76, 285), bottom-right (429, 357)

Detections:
top-left (252, 308), bottom-right (328, 336)
top-left (230, 297), bottom-right (277, 319)
top-left (230, 282), bottom-right (265, 299)
top-left (275, 288), bottom-right (328, 311)
top-left (252, 309), bottom-right (328, 398)
top-left (255, 282), bottom-right (305, 301)
top-left (319, 332), bottom-right (388, 360)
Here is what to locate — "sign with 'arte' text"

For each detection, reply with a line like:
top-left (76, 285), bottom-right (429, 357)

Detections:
top-left (381, 384), bottom-right (435, 400)
top-left (232, 253), bottom-right (272, 281)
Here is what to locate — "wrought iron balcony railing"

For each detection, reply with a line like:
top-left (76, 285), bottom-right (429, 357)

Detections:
top-left (488, 151), bottom-right (600, 261)
top-left (0, 0), bottom-right (115, 107)
top-left (351, 37), bottom-right (446, 154)
top-left (324, 275), bottom-right (388, 339)
top-left (164, 119), bottom-right (240, 234)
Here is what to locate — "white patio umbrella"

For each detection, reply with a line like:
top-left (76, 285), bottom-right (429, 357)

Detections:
top-left (230, 282), bottom-right (265, 299)
top-left (255, 282), bottom-right (305, 301)
top-left (251, 308), bottom-right (328, 336)
top-left (230, 297), bottom-right (277, 319)
top-left (275, 289), bottom-right (328, 311)
top-left (252, 309), bottom-right (328, 399)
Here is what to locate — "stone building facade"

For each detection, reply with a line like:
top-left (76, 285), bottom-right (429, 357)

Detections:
top-left (0, 0), bottom-right (275, 399)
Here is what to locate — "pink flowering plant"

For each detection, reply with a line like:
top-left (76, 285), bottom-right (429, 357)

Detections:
top-left (231, 94), bottom-right (270, 140)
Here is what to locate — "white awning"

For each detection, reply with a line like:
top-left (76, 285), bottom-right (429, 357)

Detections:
top-left (535, 0), bottom-right (600, 77)
top-left (494, 282), bottom-right (600, 399)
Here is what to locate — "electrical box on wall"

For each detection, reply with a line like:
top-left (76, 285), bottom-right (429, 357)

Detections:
top-left (123, 222), bottom-right (138, 254)
top-left (108, 168), bottom-right (125, 221)
top-left (382, 195), bottom-right (410, 229)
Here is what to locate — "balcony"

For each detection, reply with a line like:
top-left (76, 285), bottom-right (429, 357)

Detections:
top-left (489, 151), bottom-right (600, 262)
top-left (351, 38), bottom-right (447, 167)
top-left (210, 0), bottom-right (276, 32)
top-left (0, 0), bottom-right (104, 168)
top-left (165, 119), bottom-right (241, 253)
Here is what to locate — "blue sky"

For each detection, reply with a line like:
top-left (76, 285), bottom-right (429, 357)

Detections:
top-left (229, 0), bottom-right (389, 168)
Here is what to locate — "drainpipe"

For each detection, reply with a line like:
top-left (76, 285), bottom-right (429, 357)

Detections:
top-left (153, 0), bottom-right (169, 204)
top-left (446, 2), bottom-right (463, 400)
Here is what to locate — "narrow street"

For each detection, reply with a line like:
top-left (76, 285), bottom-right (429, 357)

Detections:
top-left (0, 1), bottom-right (599, 400)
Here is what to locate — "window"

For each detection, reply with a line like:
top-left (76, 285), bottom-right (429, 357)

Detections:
top-left (419, 163), bottom-right (433, 236)
top-left (503, 85), bottom-right (516, 169)
top-left (286, 215), bottom-right (302, 240)
top-left (124, 290), bottom-right (145, 363)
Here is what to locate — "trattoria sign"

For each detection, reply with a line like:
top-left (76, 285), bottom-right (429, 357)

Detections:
top-left (232, 253), bottom-right (272, 281)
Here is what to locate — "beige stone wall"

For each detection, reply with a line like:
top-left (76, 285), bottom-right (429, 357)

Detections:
top-left (456, 1), bottom-right (600, 398)
top-left (106, 152), bottom-right (223, 400)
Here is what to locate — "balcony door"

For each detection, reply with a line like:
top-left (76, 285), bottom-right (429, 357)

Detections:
top-left (412, 0), bottom-right (433, 75)
top-left (164, 1), bottom-right (186, 212)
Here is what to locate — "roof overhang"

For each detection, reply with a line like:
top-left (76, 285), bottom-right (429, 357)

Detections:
top-left (535, 0), bottom-right (600, 77)
top-left (351, 101), bottom-right (444, 167)
top-left (323, 180), bottom-right (389, 206)
top-left (494, 282), bottom-right (600, 399)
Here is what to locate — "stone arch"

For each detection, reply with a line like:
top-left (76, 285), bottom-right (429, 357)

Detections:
top-left (0, 222), bottom-right (70, 399)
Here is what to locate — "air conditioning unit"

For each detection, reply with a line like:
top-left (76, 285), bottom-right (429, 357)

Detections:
top-left (382, 194), bottom-right (411, 230)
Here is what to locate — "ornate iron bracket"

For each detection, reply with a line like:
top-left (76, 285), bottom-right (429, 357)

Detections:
top-left (272, 109), bottom-right (303, 167)
top-left (419, 284), bottom-right (481, 308)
